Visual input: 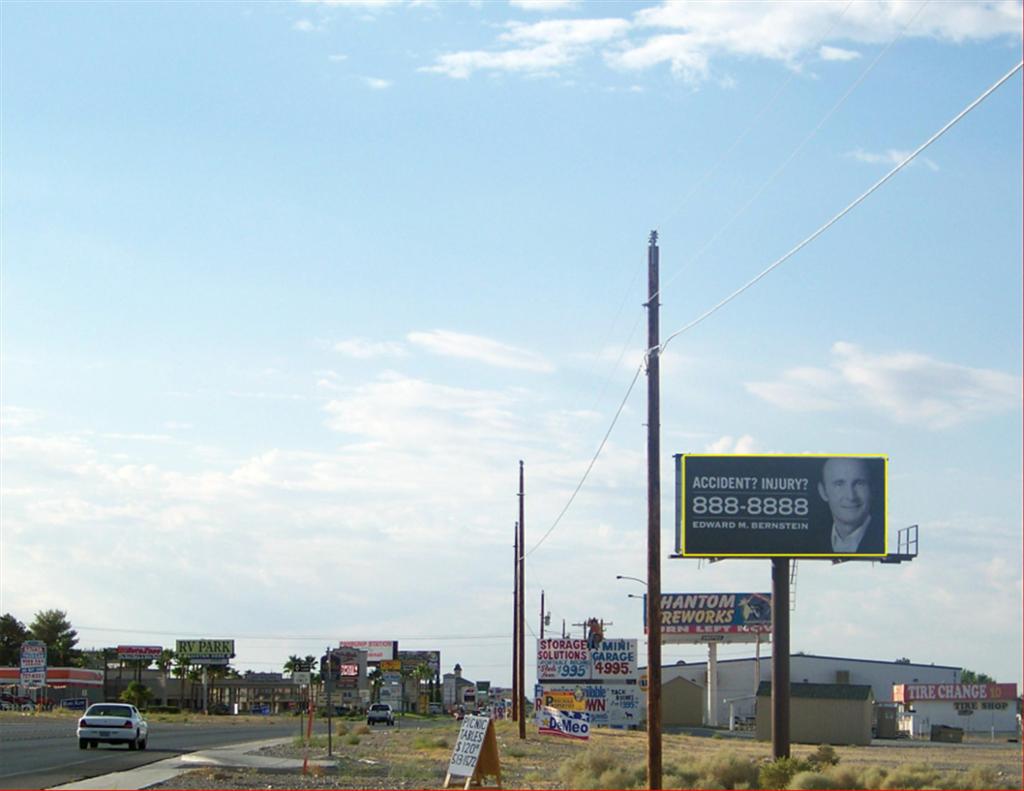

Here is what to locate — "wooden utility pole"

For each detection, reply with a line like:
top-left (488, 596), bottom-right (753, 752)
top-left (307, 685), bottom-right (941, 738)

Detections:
top-left (518, 461), bottom-right (526, 739)
top-left (771, 559), bottom-right (791, 758)
top-left (540, 590), bottom-right (545, 639)
top-left (645, 231), bottom-right (663, 790)
top-left (512, 523), bottom-right (520, 723)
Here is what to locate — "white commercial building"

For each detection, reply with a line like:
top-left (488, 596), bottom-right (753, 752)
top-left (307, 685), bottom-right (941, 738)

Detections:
top-left (662, 653), bottom-right (961, 727)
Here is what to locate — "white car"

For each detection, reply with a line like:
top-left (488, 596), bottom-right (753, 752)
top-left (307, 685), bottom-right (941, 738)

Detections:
top-left (77, 703), bottom-right (148, 750)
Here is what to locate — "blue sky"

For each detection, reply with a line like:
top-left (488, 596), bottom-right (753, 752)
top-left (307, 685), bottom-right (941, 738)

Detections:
top-left (2, 0), bottom-right (1021, 689)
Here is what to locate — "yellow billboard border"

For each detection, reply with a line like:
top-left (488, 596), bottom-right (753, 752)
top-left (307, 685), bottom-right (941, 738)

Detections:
top-left (675, 453), bottom-right (888, 558)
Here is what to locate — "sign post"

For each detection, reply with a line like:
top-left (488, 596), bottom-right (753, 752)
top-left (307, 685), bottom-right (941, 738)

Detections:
top-left (444, 714), bottom-right (501, 789)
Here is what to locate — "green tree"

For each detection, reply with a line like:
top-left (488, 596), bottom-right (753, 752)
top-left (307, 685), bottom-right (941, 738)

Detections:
top-left (119, 680), bottom-right (153, 709)
top-left (172, 654), bottom-right (191, 708)
top-left (28, 609), bottom-right (80, 666)
top-left (283, 654), bottom-right (303, 674)
top-left (961, 668), bottom-right (995, 684)
top-left (368, 667), bottom-right (383, 703)
top-left (0, 613), bottom-right (30, 666)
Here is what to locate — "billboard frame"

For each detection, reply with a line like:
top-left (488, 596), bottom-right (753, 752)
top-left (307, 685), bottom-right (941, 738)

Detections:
top-left (675, 453), bottom-right (888, 559)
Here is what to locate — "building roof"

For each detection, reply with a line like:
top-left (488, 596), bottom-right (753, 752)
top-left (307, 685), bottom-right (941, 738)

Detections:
top-left (657, 653), bottom-right (959, 672)
top-left (757, 681), bottom-right (874, 701)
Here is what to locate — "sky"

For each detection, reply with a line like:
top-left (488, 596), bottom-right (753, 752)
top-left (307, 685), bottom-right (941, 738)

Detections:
top-left (1, 0), bottom-right (1021, 691)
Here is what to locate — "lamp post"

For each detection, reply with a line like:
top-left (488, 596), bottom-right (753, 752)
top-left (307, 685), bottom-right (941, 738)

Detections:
top-left (616, 575), bottom-right (647, 587)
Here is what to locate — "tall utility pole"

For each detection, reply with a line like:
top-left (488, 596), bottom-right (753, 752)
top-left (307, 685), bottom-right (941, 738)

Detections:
top-left (512, 522), bottom-right (520, 722)
top-left (540, 590), bottom-right (545, 639)
top-left (771, 559), bottom-right (791, 758)
top-left (517, 460), bottom-right (526, 740)
top-left (645, 231), bottom-right (663, 790)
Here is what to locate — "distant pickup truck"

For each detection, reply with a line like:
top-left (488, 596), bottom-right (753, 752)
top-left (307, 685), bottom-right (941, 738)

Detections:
top-left (366, 703), bottom-right (395, 726)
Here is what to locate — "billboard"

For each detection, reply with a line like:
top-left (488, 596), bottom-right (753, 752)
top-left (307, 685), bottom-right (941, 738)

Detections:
top-left (117, 645), bottom-right (162, 662)
top-left (20, 640), bottom-right (47, 687)
top-left (323, 646), bottom-right (365, 688)
top-left (676, 454), bottom-right (887, 558)
top-left (646, 593), bottom-right (771, 640)
top-left (398, 650), bottom-right (441, 675)
top-left (338, 640), bottom-right (397, 663)
top-left (175, 639), bottom-right (235, 664)
top-left (537, 638), bottom-right (639, 682)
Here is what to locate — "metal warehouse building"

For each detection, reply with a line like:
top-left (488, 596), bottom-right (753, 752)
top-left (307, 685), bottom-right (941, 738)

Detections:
top-left (661, 653), bottom-right (961, 728)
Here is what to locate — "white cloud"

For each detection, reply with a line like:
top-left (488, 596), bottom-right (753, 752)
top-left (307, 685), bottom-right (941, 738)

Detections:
top-left (1, 406), bottom-right (43, 429)
top-left (509, 0), bottom-right (579, 10)
top-left (422, 17), bottom-right (630, 79)
top-left (609, 1), bottom-right (1020, 81)
top-left (847, 147), bottom-right (939, 171)
top-left (745, 342), bottom-right (1021, 429)
top-left (328, 53), bottom-right (349, 62)
top-left (363, 76), bottom-right (393, 89)
top-left (333, 338), bottom-right (407, 358)
top-left (819, 44), bottom-right (861, 61)
top-left (705, 434), bottom-right (760, 454)
top-left (292, 18), bottom-right (323, 32)
top-left (407, 329), bottom-right (555, 372)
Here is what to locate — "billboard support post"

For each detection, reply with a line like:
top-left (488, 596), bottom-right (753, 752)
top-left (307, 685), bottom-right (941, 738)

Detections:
top-left (771, 559), bottom-right (790, 759)
top-left (645, 230), bottom-right (663, 790)
top-left (707, 642), bottom-right (718, 727)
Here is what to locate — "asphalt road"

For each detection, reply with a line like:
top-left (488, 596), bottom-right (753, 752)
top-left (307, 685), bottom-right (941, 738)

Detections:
top-left (0, 715), bottom-right (303, 790)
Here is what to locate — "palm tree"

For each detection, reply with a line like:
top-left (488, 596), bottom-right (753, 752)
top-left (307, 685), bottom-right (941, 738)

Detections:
top-left (119, 680), bottom-right (153, 709)
top-left (412, 663), bottom-right (434, 713)
top-left (172, 654), bottom-right (191, 709)
top-left (283, 655), bottom-right (303, 674)
top-left (156, 649), bottom-right (175, 704)
top-left (368, 667), bottom-right (383, 703)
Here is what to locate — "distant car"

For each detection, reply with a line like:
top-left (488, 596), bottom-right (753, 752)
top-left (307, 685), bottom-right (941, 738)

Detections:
top-left (366, 703), bottom-right (395, 726)
top-left (77, 703), bottom-right (148, 750)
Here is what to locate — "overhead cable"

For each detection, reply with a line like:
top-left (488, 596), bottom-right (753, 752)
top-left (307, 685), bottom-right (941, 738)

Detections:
top-left (661, 59), bottom-right (1023, 352)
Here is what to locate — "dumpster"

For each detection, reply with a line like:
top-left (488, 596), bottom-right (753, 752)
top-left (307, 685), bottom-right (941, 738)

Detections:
top-left (930, 725), bottom-right (963, 743)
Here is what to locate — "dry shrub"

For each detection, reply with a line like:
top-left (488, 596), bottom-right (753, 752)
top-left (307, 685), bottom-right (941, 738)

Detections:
top-left (353, 723), bottom-right (371, 735)
top-left (759, 757), bottom-right (812, 789)
top-left (807, 745), bottom-right (839, 767)
top-left (412, 734), bottom-right (448, 750)
top-left (878, 763), bottom-right (941, 789)
top-left (346, 734), bottom-right (361, 745)
top-left (819, 765), bottom-right (865, 789)
top-left (693, 754), bottom-right (761, 789)
top-left (945, 766), bottom-right (1018, 790)
top-left (556, 744), bottom-right (646, 789)
top-left (787, 770), bottom-right (836, 789)
top-left (336, 722), bottom-right (349, 736)
top-left (663, 762), bottom-right (702, 789)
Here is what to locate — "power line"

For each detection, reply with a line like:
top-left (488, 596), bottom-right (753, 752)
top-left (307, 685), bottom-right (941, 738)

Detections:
top-left (654, 0), bottom-right (932, 305)
top-left (661, 58), bottom-right (1023, 352)
top-left (76, 625), bottom-right (510, 642)
top-left (523, 360), bottom-right (644, 558)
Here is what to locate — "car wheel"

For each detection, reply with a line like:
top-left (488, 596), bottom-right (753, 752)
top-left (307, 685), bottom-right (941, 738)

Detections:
top-left (139, 737), bottom-right (147, 750)
top-left (78, 738), bottom-right (87, 750)
top-left (128, 733), bottom-right (138, 750)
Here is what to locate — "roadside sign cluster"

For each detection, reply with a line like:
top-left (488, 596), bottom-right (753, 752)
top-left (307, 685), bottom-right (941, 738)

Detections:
top-left (535, 638), bottom-right (641, 730)
top-left (19, 641), bottom-right (47, 688)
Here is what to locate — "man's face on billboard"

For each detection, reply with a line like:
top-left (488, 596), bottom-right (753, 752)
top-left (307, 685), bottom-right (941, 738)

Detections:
top-left (818, 458), bottom-right (871, 530)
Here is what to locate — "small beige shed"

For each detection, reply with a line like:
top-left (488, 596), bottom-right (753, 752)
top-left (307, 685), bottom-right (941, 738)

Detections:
top-left (756, 682), bottom-right (874, 746)
top-left (662, 676), bottom-right (704, 727)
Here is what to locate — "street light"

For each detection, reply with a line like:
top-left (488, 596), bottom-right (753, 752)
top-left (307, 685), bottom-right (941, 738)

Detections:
top-left (616, 575), bottom-right (647, 587)
top-left (627, 593), bottom-right (645, 599)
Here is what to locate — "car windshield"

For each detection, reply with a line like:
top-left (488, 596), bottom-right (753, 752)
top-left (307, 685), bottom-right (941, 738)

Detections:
top-left (371, 705), bottom-right (388, 711)
top-left (87, 705), bottom-right (133, 717)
